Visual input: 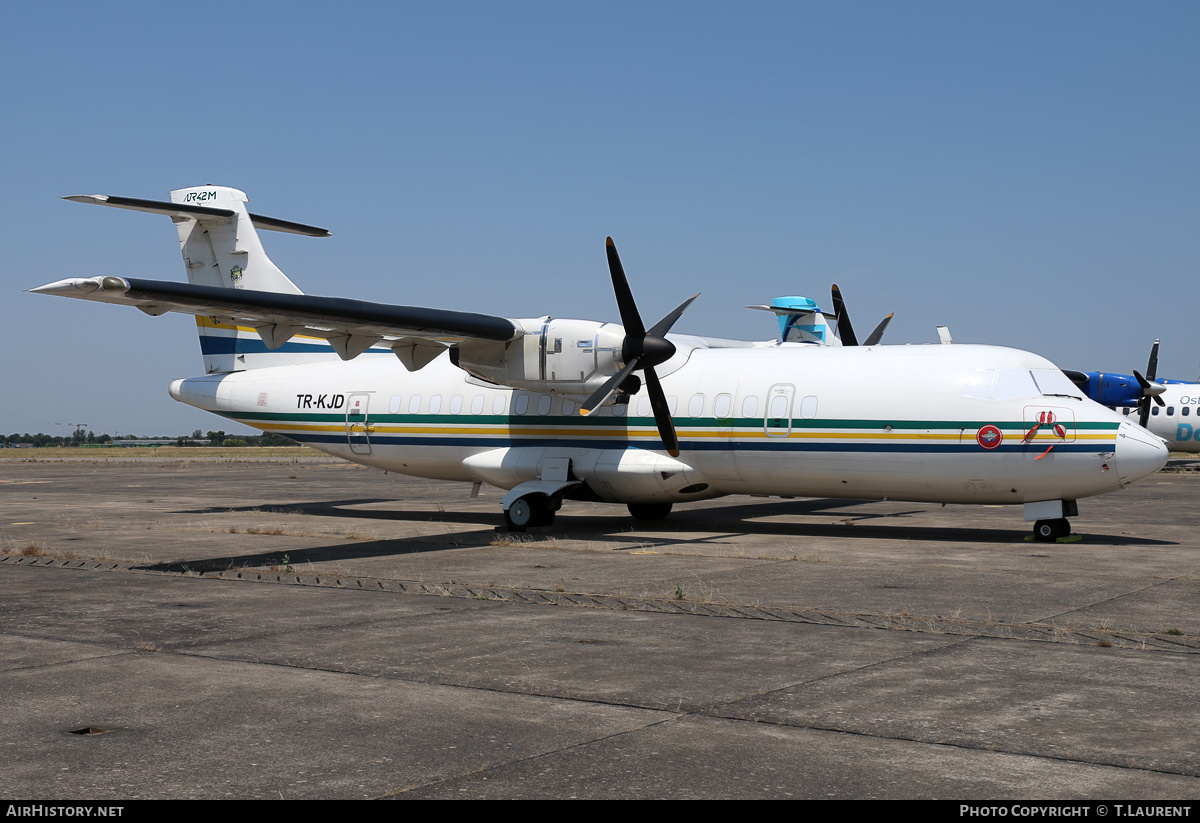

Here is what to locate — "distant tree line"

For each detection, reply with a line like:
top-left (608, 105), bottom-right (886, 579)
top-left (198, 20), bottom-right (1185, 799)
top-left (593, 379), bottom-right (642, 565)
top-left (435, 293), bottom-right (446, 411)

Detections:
top-left (4, 429), bottom-right (297, 447)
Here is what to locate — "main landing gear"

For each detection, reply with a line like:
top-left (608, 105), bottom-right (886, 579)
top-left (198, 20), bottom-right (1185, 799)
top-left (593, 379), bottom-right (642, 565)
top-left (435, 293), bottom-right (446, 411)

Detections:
top-left (503, 494), bottom-right (559, 531)
top-left (1032, 518), bottom-right (1071, 542)
top-left (627, 502), bottom-right (672, 520)
top-left (501, 496), bottom-right (675, 531)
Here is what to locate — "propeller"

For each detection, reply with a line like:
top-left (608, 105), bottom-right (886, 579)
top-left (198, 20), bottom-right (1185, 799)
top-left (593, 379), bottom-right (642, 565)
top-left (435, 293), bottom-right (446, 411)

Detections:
top-left (579, 237), bottom-right (698, 457)
top-left (1136, 338), bottom-right (1166, 428)
top-left (830, 284), bottom-right (893, 347)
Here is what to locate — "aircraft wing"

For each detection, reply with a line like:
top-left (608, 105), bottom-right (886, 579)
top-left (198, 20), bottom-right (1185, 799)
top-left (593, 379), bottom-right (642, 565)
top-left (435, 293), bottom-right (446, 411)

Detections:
top-left (30, 276), bottom-right (520, 358)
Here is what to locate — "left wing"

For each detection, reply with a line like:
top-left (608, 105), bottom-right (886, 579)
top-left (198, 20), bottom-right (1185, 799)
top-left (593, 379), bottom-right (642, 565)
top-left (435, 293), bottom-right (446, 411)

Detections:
top-left (31, 275), bottom-right (520, 365)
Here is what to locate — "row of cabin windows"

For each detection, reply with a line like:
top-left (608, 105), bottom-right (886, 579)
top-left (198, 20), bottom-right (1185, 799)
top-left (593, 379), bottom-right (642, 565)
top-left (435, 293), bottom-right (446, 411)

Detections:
top-left (1122, 406), bottom-right (1190, 417)
top-left (383, 392), bottom-right (815, 419)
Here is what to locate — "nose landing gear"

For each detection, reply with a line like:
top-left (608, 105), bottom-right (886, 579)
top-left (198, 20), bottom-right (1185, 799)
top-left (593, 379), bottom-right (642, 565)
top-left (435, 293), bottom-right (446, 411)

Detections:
top-left (1025, 499), bottom-right (1078, 543)
top-left (1033, 518), bottom-right (1072, 542)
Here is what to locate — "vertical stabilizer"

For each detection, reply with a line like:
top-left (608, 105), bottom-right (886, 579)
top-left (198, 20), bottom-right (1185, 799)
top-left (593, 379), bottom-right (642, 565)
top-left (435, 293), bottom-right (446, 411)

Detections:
top-left (170, 185), bottom-right (303, 294)
top-left (61, 187), bottom-right (381, 373)
top-left (163, 186), bottom-right (344, 373)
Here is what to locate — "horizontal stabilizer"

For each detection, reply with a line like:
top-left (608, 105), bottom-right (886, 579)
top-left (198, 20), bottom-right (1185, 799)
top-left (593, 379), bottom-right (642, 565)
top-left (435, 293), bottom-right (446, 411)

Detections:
top-left (63, 194), bottom-right (331, 237)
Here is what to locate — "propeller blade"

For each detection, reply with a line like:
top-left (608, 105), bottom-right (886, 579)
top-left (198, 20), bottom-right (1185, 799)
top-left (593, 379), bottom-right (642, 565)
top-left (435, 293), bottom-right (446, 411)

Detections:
top-left (647, 293), bottom-right (700, 339)
top-left (862, 312), bottom-right (894, 347)
top-left (644, 366), bottom-right (680, 457)
top-left (580, 357), bottom-right (641, 416)
top-left (830, 284), bottom-right (858, 346)
top-left (605, 237), bottom-right (645, 338)
top-left (1146, 339), bottom-right (1160, 383)
top-left (597, 237), bottom-right (690, 455)
top-left (1134, 369), bottom-right (1153, 427)
top-left (1133, 370), bottom-right (1166, 407)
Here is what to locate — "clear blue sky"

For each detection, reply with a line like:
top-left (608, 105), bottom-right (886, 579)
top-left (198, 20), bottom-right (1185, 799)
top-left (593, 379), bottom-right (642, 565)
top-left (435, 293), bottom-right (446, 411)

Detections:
top-left (4, 1), bottom-right (1197, 435)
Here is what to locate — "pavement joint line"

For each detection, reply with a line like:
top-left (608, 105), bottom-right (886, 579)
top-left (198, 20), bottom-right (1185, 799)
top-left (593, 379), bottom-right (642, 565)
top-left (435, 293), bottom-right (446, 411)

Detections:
top-left (695, 710), bottom-right (1200, 781)
top-left (377, 714), bottom-right (685, 799)
top-left (4, 553), bottom-right (1199, 654)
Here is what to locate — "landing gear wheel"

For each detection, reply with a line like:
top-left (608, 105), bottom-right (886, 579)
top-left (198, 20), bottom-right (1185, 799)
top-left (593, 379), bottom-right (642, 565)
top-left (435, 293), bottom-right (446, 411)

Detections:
top-left (628, 502), bottom-right (673, 521)
top-left (504, 494), bottom-right (554, 531)
top-left (1033, 518), bottom-right (1071, 542)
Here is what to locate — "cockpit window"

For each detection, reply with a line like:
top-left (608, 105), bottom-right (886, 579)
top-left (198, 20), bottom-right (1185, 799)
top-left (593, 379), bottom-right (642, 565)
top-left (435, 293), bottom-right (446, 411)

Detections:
top-left (993, 369), bottom-right (1039, 401)
top-left (961, 369), bottom-right (996, 400)
top-left (965, 368), bottom-right (1084, 401)
top-left (1030, 369), bottom-right (1084, 399)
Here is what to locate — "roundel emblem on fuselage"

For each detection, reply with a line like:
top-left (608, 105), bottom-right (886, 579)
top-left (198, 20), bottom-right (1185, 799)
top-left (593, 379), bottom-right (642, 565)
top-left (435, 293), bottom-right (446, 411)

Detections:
top-left (977, 425), bottom-right (1003, 450)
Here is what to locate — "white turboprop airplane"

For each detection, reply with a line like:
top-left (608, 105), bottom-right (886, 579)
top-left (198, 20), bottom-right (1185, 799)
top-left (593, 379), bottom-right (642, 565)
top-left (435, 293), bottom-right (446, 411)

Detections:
top-left (1120, 383), bottom-right (1200, 453)
top-left (1064, 340), bottom-right (1200, 453)
top-left (32, 186), bottom-right (1169, 541)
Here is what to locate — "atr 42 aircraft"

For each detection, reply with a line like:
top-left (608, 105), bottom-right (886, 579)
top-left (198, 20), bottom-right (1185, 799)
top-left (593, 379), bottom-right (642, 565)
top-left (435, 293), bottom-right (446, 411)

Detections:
top-left (1118, 386), bottom-right (1200, 453)
top-left (32, 186), bottom-right (1168, 540)
top-left (1065, 340), bottom-right (1200, 453)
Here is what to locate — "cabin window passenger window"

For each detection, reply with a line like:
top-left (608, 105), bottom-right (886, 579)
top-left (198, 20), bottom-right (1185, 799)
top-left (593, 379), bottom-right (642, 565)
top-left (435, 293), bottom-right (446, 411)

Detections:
top-left (449, 395), bottom-right (463, 414)
top-left (428, 395), bottom-right (442, 414)
top-left (1152, 406), bottom-right (1159, 416)
top-left (493, 396), bottom-right (506, 415)
top-left (514, 394), bottom-right (529, 415)
top-left (799, 395), bottom-right (818, 419)
top-left (1167, 406), bottom-right (1175, 416)
top-left (742, 396), bottom-right (758, 417)
top-left (667, 396), bottom-right (678, 415)
top-left (389, 395), bottom-right (403, 414)
top-left (471, 395), bottom-right (484, 414)
top-left (408, 395), bottom-right (422, 414)
top-left (714, 394), bottom-right (732, 417)
top-left (688, 394), bottom-right (704, 417)
top-left (537, 395), bottom-right (552, 415)
top-left (638, 397), bottom-right (652, 417)
top-left (613, 403), bottom-right (627, 416)
top-left (562, 399), bottom-right (576, 415)
top-left (1184, 407), bottom-right (1191, 417)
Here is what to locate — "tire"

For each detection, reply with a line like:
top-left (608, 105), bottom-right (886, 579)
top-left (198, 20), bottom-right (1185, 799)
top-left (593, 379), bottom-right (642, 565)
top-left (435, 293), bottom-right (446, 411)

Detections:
top-left (1033, 518), bottom-right (1070, 542)
top-left (504, 495), bottom-right (554, 531)
top-left (627, 502), bottom-right (673, 521)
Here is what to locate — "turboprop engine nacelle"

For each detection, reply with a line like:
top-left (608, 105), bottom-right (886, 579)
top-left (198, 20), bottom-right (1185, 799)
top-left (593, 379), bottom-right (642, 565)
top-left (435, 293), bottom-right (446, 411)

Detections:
top-left (452, 317), bottom-right (630, 399)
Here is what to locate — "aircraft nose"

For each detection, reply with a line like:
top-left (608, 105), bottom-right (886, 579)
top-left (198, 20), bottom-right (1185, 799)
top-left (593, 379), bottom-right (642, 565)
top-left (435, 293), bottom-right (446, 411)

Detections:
top-left (1114, 419), bottom-right (1169, 487)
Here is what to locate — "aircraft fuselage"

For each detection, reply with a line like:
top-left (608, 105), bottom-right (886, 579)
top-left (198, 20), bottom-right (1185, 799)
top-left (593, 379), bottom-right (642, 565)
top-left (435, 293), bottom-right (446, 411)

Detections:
top-left (171, 341), bottom-right (1166, 509)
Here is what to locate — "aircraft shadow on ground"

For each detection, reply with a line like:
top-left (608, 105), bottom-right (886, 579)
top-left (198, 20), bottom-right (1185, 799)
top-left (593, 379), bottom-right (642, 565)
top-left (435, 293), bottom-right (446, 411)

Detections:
top-left (140, 538), bottom-right (470, 573)
top-left (148, 496), bottom-right (1174, 572)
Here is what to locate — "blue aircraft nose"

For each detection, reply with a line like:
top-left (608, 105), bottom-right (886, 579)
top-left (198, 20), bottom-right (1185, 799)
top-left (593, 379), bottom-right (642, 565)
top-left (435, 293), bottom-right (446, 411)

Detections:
top-left (1114, 419), bottom-right (1169, 487)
